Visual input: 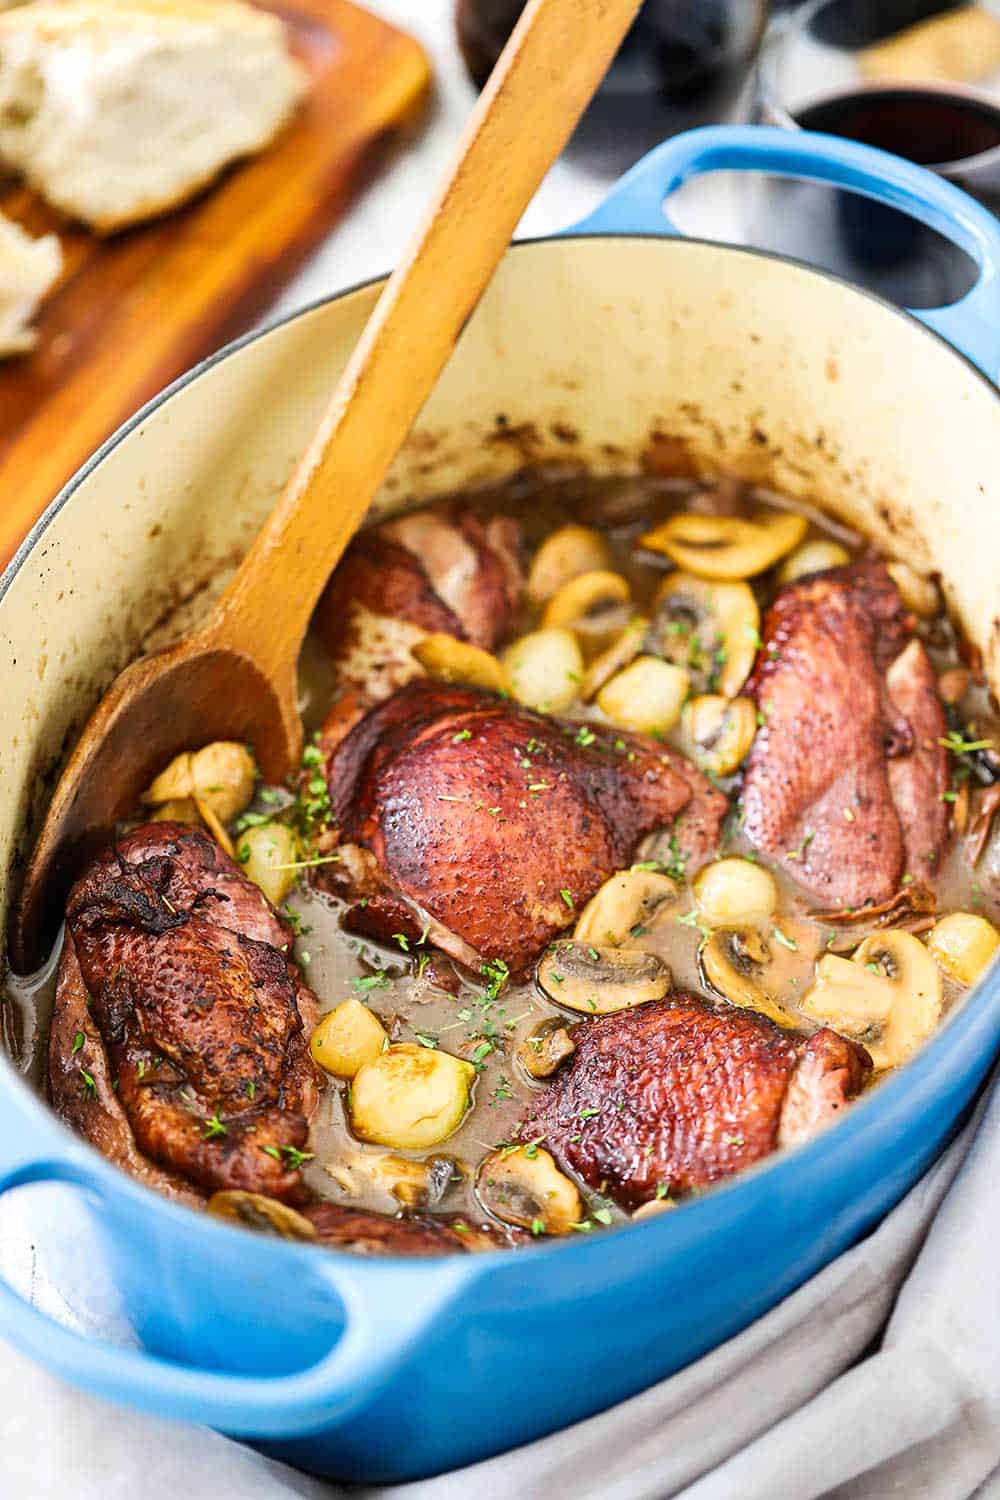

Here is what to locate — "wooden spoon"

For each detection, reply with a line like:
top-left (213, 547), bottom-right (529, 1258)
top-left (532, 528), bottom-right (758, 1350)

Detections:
top-left (11, 0), bottom-right (642, 970)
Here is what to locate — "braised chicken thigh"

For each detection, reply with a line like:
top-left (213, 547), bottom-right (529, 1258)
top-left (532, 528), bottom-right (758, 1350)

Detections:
top-left (51, 822), bottom-right (319, 1203)
top-left (320, 678), bottom-right (725, 976)
top-left (526, 1000), bottom-right (871, 1207)
top-left (742, 561), bottom-right (949, 908)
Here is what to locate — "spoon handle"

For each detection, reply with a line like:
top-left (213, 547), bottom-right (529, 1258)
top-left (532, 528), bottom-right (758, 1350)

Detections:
top-left (201, 0), bottom-right (642, 682)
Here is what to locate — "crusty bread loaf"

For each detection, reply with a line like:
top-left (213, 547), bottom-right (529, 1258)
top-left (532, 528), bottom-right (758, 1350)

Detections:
top-left (0, 209), bottom-right (61, 355)
top-left (0, 0), bottom-right (308, 233)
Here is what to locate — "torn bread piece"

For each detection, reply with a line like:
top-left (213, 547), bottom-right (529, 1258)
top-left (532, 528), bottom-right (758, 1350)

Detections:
top-left (0, 210), bottom-right (61, 356)
top-left (0, 0), bottom-right (308, 233)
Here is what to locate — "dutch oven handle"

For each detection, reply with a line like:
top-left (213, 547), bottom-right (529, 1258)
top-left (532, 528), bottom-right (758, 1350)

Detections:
top-left (0, 1152), bottom-right (475, 1439)
top-left (563, 124), bottom-right (1000, 380)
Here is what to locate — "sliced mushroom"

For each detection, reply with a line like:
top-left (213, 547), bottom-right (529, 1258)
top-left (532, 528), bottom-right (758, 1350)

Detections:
top-left (887, 561), bottom-right (939, 618)
top-left (235, 821), bottom-right (299, 905)
top-left (684, 694), bottom-right (757, 777)
top-left (144, 751), bottom-right (197, 807)
top-left (362, 1152), bottom-right (459, 1210)
top-left (517, 1021), bottom-right (576, 1079)
top-left (926, 912), bottom-right (1000, 987)
top-left (189, 742), bottom-right (258, 823)
top-left (699, 929), bottom-right (801, 1029)
top-left (799, 952), bottom-right (893, 1035)
top-left (150, 796), bottom-right (201, 825)
top-left (350, 1043), bottom-right (475, 1150)
top-left (206, 1191), bottom-right (318, 1242)
top-left (647, 572), bottom-right (759, 698)
top-left (540, 569), bottom-right (630, 633)
top-left (310, 997), bottom-right (388, 1079)
top-left (502, 626), bottom-right (583, 713)
top-left (640, 510), bottom-right (807, 581)
top-left (596, 656), bottom-right (689, 734)
top-left (537, 940), bottom-right (670, 1014)
top-left (527, 524), bottom-right (613, 605)
top-left (581, 615), bottom-right (649, 702)
top-left (476, 1145), bottom-right (582, 1235)
top-left (800, 930), bottom-right (942, 1070)
top-left (574, 868), bottom-right (679, 947)
top-left (777, 538), bottom-right (850, 583)
top-left (143, 741), bottom-right (257, 857)
top-left (694, 858), bottom-right (777, 929)
top-left (412, 633), bottom-right (511, 695)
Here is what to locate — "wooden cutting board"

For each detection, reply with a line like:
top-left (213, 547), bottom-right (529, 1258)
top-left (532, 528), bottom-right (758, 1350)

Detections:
top-left (0, 0), bottom-right (431, 566)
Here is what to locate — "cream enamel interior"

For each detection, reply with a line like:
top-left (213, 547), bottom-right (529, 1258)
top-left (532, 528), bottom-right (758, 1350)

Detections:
top-left (2, 236), bottom-right (999, 934)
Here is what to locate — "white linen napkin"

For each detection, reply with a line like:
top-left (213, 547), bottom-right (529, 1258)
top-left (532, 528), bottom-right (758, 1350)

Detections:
top-left (1, 1073), bottom-right (996, 1500)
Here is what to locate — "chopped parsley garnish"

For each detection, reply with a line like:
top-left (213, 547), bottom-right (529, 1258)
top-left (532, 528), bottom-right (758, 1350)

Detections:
top-left (203, 1113), bottom-right (227, 1140)
top-left (352, 972), bottom-right (390, 995)
top-left (660, 834), bottom-right (688, 883)
top-left (79, 1069), bottom-right (97, 1100)
top-left (559, 888), bottom-right (574, 910)
top-left (481, 958), bottom-right (510, 1002)
top-left (771, 926), bottom-right (798, 951)
top-left (940, 730), bottom-right (994, 756)
top-left (71, 1031), bottom-right (85, 1055)
top-left (574, 726), bottom-right (597, 748)
top-left (262, 1144), bottom-right (313, 1168)
top-left (414, 1032), bottom-right (438, 1049)
top-left (452, 729), bottom-right (472, 743)
top-left (490, 1076), bottom-right (514, 1107)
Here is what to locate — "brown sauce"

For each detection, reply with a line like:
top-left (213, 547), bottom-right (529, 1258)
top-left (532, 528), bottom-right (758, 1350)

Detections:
top-left (8, 467), bottom-right (1000, 1240)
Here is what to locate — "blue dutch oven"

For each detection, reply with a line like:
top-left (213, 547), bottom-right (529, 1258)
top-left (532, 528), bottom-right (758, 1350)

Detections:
top-left (1, 128), bottom-right (999, 1481)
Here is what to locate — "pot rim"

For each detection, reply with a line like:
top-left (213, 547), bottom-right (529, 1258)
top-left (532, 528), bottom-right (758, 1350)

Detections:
top-left (2, 232), bottom-right (998, 1273)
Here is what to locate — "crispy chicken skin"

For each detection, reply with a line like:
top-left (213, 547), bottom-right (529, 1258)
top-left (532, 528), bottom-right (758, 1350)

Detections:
top-left (742, 562), bottom-right (948, 909)
top-left (49, 823), bottom-right (319, 1202)
top-left (321, 679), bottom-right (726, 976)
top-left (525, 999), bottom-right (872, 1208)
top-left (315, 507), bottom-right (522, 702)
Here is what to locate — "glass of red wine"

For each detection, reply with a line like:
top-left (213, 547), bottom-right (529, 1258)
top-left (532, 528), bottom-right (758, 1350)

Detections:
top-left (456, 0), bottom-right (770, 176)
top-left (753, 0), bottom-right (1000, 307)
